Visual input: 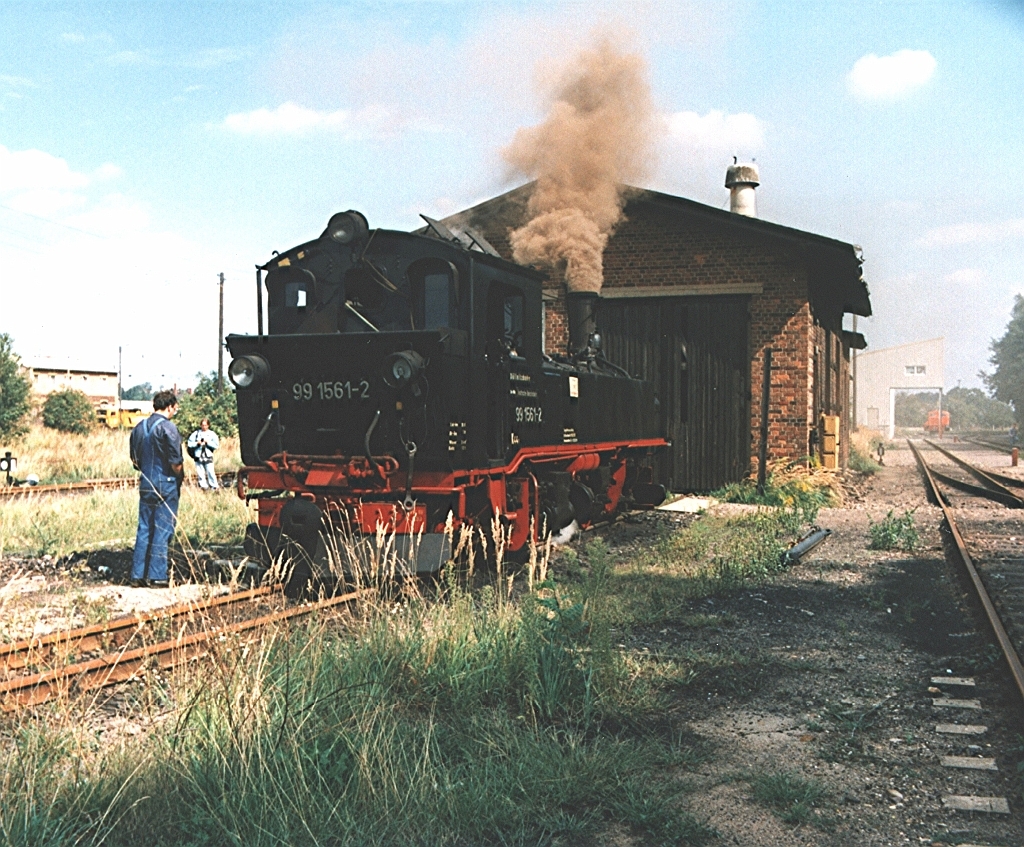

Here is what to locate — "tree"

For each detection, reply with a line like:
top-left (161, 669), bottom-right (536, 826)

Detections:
top-left (0, 333), bottom-right (31, 439)
top-left (176, 371), bottom-right (238, 439)
top-left (42, 389), bottom-right (96, 434)
top-left (121, 382), bottom-right (154, 401)
top-left (894, 391), bottom-right (937, 427)
top-left (985, 294), bottom-right (1024, 426)
top-left (944, 386), bottom-right (1014, 430)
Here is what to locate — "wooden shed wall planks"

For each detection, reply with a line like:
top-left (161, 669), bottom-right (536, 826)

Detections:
top-left (598, 295), bottom-right (751, 492)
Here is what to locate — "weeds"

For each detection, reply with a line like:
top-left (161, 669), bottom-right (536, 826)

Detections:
top-left (868, 509), bottom-right (920, 552)
top-left (848, 446), bottom-right (881, 474)
top-left (3, 423), bottom-right (240, 485)
top-left (0, 578), bottom-right (718, 846)
top-left (613, 507), bottom-right (811, 627)
top-left (0, 487), bottom-right (250, 558)
top-left (750, 770), bottom-right (831, 828)
top-left (713, 459), bottom-right (840, 517)
top-left (0, 434), bottom-right (830, 845)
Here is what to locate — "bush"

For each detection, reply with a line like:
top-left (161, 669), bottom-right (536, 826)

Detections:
top-left (848, 446), bottom-right (881, 474)
top-left (713, 461), bottom-right (839, 521)
top-left (868, 509), bottom-right (919, 552)
top-left (0, 333), bottom-right (31, 439)
top-left (176, 371), bottom-right (238, 439)
top-left (41, 389), bottom-right (95, 434)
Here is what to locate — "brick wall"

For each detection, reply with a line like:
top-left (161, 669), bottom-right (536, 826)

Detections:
top-left (449, 190), bottom-right (854, 472)
top-left (603, 205), bottom-right (818, 469)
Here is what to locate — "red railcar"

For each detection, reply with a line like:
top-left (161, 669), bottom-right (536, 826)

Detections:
top-left (924, 409), bottom-right (950, 432)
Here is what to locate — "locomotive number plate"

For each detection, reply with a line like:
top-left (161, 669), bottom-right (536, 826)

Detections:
top-left (292, 380), bottom-right (370, 401)
top-left (515, 405), bottom-right (543, 424)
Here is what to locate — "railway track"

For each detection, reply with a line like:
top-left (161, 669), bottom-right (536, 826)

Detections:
top-left (0, 473), bottom-right (236, 499)
top-left (909, 438), bottom-right (1024, 709)
top-left (0, 584), bottom-right (366, 710)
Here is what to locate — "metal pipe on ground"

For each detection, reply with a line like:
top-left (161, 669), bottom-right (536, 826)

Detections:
top-left (781, 527), bottom-right (832, 566)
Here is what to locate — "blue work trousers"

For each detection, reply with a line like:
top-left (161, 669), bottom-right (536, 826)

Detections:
top-left (132, 483), bottom-right (179, 582)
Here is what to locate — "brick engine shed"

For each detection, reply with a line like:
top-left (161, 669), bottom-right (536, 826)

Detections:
top-left (442, 176), bottom-right (871, 492)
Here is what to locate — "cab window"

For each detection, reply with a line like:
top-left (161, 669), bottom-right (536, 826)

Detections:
top-left (488, 283), bottom-right (524, 357)
top-left (285, 281), bottom-right (307, 309)
top-left (408, 259), bottom-right (458, 330)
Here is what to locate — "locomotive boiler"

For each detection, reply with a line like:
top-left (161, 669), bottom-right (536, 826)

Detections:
top-left (227, 210), bottom-right (667, 591)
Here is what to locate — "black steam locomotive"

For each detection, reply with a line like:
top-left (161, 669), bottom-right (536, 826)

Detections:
top-left (227, 210), bottom-right (667, 586)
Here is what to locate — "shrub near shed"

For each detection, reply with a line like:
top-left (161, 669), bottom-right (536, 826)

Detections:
top-left (42, 389), bottom-right (96, 435)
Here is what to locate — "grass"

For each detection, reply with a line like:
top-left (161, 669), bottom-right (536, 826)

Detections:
top-left (0, 487), bottom-right (252, 559)
top-left (0, 429), bottom-right (827, 844)
top-left (848, 445), bottom-right (881, 474)
top-left (0, 569), bottom-right (719, 846)
top-left (750, 770), bottom-right (831, 828)
top-left (3, 423), bottom-right (241, 485)
top-left (713, 459), bottom-right (840, 514)
top-left (868, 509), bottom-right (920, 552)
top-left (608, 507), bottom-right (811, 628)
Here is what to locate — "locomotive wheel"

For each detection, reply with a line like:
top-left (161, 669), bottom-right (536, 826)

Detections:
top-left (281, 535), bottom-right (337, 599)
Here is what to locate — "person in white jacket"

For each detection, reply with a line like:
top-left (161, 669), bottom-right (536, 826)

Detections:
top-left (187, 418), bottom-right (220, 490)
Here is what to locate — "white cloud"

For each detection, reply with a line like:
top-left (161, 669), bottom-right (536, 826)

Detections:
top-left (847, 49), bottom-right (936, 101)
top-left (0, 146), bottom-right (123, 225)
top-left (918, 219), bottom-right (1024, 247)
top-left (92, 163), bottom-right (123, 182)
top-left (663, 109), bottom-right (766, 156)
top-left (221, 101), bottom-right (392, 138)
top-left (185, 48), bottom-right (247, 70)
top-left (943, 268), bottom-right (984, 285)
top-left (107, 50), bottom-right (150, 66)
top-left (0, 75), bottom-right (34, 88)
top-left (61, 32), bottom-right (86, 44)
top-left (0, 146), bottom-right (91, 193)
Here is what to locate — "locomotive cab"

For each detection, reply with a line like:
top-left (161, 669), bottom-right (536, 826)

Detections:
top-left (228, 210), bottom-right (666, 591)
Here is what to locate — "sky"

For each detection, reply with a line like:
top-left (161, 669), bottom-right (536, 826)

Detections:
top-left (1, 0), bottom-right (1022, 391)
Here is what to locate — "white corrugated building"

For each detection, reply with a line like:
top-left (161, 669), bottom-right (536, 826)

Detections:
top-left (854, 338), bottom-right (945, 437)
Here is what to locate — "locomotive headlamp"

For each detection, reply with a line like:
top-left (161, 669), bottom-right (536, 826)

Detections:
top-left (228, 354), bottom-right (271, 389)
top-left (383, 350), bottom-right (425, 388)
top-left (323, 210), bottom-right (369, 245)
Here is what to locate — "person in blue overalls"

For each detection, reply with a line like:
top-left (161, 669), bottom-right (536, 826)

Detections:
top-left (130, 390), bottom-right (184, 588)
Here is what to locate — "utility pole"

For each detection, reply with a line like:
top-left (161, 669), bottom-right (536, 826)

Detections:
top-left (218, 272), bottom-right (225, 394)
top-left (851, 315), bottom-right (857, 432)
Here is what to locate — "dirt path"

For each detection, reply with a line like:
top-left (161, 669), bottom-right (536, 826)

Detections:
top-left (601, 442), bottom-right (1023, 846)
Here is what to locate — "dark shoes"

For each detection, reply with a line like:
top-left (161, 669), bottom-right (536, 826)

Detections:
top-left (131, 579), bottom-right (171, 588)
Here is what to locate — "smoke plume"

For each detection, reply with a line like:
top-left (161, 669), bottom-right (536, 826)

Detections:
top-left (503, 38), bottom-right (656, 294)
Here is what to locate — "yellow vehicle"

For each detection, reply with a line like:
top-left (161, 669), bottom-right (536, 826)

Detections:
top-left (96, 401), bottom-right (152, 429)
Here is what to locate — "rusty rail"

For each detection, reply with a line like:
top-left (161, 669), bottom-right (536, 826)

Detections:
top-left (909, 439), bottom-right (1024, 709)
top-left (923, 439), bottom-right (1024, 507)
top-left (0, 474), bottom-right (237, 500)
top-left (0, 584), bottom-right (278, 675)
top-left (0, 588), bottom-right (368, 710)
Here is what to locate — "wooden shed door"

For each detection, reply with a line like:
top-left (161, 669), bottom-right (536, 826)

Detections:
top-left (598, 296), bottom-right (750, 492)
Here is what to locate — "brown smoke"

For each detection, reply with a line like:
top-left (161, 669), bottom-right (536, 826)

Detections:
top-left (502, 38), bottom-right (656, 294)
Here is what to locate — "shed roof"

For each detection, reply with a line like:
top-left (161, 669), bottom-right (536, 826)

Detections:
top-left (440, 182), bottom-right (872, 317)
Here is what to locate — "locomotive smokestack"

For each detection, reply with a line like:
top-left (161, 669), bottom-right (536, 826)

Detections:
top-left (725, 159), bottom-right (759, 217)
top-left (567, 291), bottom-right (599, 354)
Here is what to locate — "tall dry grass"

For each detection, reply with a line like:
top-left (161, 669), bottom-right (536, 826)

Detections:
top-left (3, 423), bottom-right (241, 485)
top-left (0, 542), bottom-right (718, 846)
top-left (0, 486), bottom-right (251, 559)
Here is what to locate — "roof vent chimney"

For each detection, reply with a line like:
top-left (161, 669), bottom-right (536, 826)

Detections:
top-left (725, 158), bottom-right (759, 217)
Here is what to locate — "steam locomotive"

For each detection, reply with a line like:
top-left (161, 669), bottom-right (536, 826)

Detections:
top-left (227, 210), bottom-right (667, 590)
